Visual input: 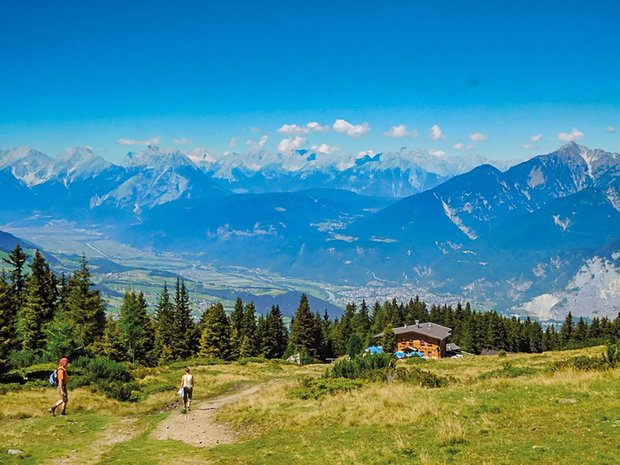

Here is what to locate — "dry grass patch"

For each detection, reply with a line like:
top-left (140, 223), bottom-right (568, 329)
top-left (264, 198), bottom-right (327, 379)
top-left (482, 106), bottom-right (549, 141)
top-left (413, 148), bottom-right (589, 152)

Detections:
top-left (436, 415), bottom-right (466, 447)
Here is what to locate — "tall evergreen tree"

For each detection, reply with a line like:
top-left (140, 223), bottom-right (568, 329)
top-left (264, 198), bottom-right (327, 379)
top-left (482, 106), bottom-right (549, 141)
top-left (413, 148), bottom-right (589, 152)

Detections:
top-left (559, 312), bottom-right (574, 347)
top-left (44, 310), bottom-right (82, 360)
top-left (154, 283), bottom-right (176, 362)
top-left (62, 255), bottom-right (106, 351)
top-left (239, 302), bottom-right (258, 358)
top-left (3, 244), bottom-right (29, 308)
top-left (29, 250), bottom-right (58, 323)
top-left (260, 305), bottom-right (288, 359)
top-left (15, 275), bottom-right (47, 351)
top-left (229, 297), bottom-right (245, 360)
top-left (118, 290), bottom-right (155, 364)
top-left (101, 314), bottom-right (125, 362)
top-left (174, 278), bottom-right (196, 359)
top-left (199, 303), bottom-right (231, 360)
top-left (290, 294), bottom-right (321, 358)
top-left (0, 273), bottom-right (12, 373)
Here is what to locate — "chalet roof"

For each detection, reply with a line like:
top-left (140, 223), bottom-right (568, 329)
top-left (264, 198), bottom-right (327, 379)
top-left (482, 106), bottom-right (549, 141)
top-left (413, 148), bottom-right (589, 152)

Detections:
top-left (375, 322), bottom-right (452, 341)
top-left (446, 342), bottom-right (461, 352)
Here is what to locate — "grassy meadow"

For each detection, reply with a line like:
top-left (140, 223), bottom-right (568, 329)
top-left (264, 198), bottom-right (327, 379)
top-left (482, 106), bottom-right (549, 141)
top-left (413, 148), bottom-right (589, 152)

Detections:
top-left (1, 347), bottom-right (619, 465)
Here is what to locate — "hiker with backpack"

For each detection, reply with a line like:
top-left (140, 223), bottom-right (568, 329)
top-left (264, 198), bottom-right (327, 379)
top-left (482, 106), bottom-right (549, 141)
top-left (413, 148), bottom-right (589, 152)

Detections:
top-left (48, 357), bottom-right (69, 416)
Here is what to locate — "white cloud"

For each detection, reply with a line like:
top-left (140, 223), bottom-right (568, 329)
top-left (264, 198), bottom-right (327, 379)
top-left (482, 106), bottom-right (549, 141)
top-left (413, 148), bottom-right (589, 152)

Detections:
top-left (277, 136), bottom-right (306, 153)
top-left (117, 136), bottom-right (160, 146)
top-left (469, 132), bottom-right (488, 142)
top-left (557, 128), bottom-right (584, 142)
top-left (453, 142), bottom-right (473, 151)
top-left (246, 135), bottom-right (269, 150)
top-left (429, 124), bottom-right (444, 140)
top-left (333, 119), bottom-right (370, 137)
top-left (173, 137), bottom-right (190, 144)
top-left (250, 127), bottom-right (260, 133)
top-left (429, 149), bottom-right (447, 157)
top-left (229, 137), bottom-right (237, 147)
top-left (384, 124), bottom-right (417, 138)
top-left (607, 126), bottom-right (616, 133)
top-left (522, 143), bottom-right (535, 150)
top-left (531, 134), bottom-right (543, 142)
top-left (277, 121), bottom-right (330, 134)
top-left (311, 143), bottom-right (338, 154)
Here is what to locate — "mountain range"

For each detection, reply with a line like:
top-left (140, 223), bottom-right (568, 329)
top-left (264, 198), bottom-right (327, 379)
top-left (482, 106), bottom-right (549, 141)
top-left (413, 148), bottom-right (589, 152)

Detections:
top-left (1, 142), bottom-right (619, 321)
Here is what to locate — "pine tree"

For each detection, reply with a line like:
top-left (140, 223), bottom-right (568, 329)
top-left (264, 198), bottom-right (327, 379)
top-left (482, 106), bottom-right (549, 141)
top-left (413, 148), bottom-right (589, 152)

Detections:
top-left (381, 325), bottom-right (397, 353)
top-left (559, 312), bottom-right (574, 347)
top-left (264, 304), bottom-right (288, 359)
top-left (0, 273), bottom-right (13, 373)
top-left (101, 314), bottom-right (125, 361)
top-left (290, 294), bottom-right (320, 358)
top-left (154, 283), bottom-right (176, 362)
top-left (239, 302), bottom-right (258, 358)
top-left (3, 244), bottom-right (29, 308)
top-left (573, 316), bottom-right (588, 344)
top-left (229, 298), bottom-right (245, 360)
top-left (346, 333), bottom-right (364, 357)
top-left (15, 275), bottom-right (47, 352)
top-left (173, 278), bottom-right (195, 359)
top-left (62, 255), bottom-right (106, 351)
top-left (199, 303), bottom-right (231, 360)
top-left (29, 250), bottom-right (58, 323)
top-left (118, 290), bottom-right (155, 364)
top-left (44, 310), bottom-right (82, 360)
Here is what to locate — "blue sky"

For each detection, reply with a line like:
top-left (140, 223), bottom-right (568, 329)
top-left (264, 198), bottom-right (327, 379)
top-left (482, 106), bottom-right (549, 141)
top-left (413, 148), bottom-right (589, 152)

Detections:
top-left (1, 0), bottom-right (619, 162)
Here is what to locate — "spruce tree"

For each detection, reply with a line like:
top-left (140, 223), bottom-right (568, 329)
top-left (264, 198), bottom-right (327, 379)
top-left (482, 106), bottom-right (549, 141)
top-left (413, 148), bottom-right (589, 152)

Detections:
top-left (3, 244), bottom-right (29, 308)
top-left (199, 303), bottom-right (231, 360)
top-left (0, 273), bottom-right (12, 373)
top-left (118, 290), bottom-right (155, 364)
top-left (44, 310), bottom-right (82, 360)
top-left (263, 304), bottom-right (288, 359)
top-left (239, 302), bottom-right (258, 358)
top-left (381, 325), bottom-right (397, 353)
top-left (62, 255), bottom-right (106, 351)
top-left (174, 278), bottom-right (195, 359)
top-left (346, 333), bottom-right (364, 357)
top-left (30, 250), bottom-right (58, 323)
top-left (559, 312), bottom-right (574, 347)
top-left (290, 294), bottom-right (320, 358)
top-left (101, 314), bottom-right (125, 362)
top-left (229, 298), bottom-right (245, 360)
top-left (15, 275), bottom-right (47, 352)
top-left (154, 283), bottom-right (176, 361)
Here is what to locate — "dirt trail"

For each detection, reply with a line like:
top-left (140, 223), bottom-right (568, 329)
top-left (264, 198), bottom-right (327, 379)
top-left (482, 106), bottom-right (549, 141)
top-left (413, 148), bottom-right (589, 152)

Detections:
top-left (152, 383), bottom-right (264, 447)
top-left (46, 417), bottom-right (141, 465)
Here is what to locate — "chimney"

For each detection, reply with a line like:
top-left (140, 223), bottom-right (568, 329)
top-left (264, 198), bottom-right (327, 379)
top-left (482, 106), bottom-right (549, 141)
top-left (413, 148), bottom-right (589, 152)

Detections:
top-left (415, 320), bottom-right (420, 328)
top-left (428, 322), bottom-right (432, 328)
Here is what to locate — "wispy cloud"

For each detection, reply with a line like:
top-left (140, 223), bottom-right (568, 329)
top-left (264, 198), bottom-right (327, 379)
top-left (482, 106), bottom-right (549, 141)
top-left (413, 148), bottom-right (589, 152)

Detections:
top-left (557, 128), bottom-right (584, 142)
top-left (117, 136), bottom-right (161, 146)
top-left (429, 124), bottom-right (444, 140)
top-left (522, 143), bottom-right (534, 150)
top-left (246, 135), bottom-right (269, 150)
top-left (607, 126), bottom-right (616, 133)
top-left (173, 137), bottom-right (190, 144)
top-left (277, 136), bottom-right (306, 153)
top-left (429, 149), bottom-right (446, 157)
top-left (384, 124), bottom-right (417, 137)
top-left (530, 134), bottom-right (543, 142)
top-left (277, 121), bottom-right (330, 134)
top-left (229, 137), bottom-right (237, 147)
top-left (469, 132), bottom-right (488, 142)
top-left (333, 119), bottom-right (370, 137)
top-left (454, 142), bottom-right (473, 151)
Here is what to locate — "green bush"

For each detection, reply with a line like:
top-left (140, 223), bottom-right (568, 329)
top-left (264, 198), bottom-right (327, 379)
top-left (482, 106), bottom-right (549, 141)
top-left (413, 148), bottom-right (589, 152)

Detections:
top-left (479, 361), bottom-right (536, 380)
top-left (8, 350), bottom-right (49, 368)
top-left (326, 353), bottom-right (395, 381)
top-left (238, 356), bottom-right (268, 365)
top-left (289, 376), bottom-right (363, 400)
top-left (553, 355), bottom-right (609, 372)
top-left (395, 367), bottom-right (451, 388)
top-left (73, 356), bottom-right (137, 401)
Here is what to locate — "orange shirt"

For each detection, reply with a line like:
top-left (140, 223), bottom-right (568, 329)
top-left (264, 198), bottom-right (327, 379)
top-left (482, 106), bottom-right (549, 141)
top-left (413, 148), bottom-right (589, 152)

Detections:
top-left (57, 366), bottom-right (68, 386)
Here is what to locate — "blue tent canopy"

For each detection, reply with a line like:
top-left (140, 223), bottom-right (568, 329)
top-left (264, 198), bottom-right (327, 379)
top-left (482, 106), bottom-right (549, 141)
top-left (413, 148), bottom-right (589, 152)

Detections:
top-left (365, 346), bottom-right (383, 354)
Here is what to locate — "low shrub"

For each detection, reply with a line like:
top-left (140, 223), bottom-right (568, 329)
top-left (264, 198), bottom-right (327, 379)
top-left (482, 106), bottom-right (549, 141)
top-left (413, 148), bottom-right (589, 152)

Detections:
top-left (395, 366), bottom-right (451, 388)
top-left (238, 357), bottom-right (268, 365)
top-left (289, 376), bottom-right (363, 400)
top-left (326, 353), bottom-right (395, 381)
top-left (479, 361), bottom-right (536, 380)
top-left (74, 356), bottom-right (137, 401)
top-left (552, 355), bottom-right (609, 372)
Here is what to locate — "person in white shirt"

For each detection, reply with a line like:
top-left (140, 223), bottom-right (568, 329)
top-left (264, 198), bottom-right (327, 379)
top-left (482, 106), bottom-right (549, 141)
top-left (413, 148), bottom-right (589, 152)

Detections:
top-left (180, 366), bottom-right (194, 413)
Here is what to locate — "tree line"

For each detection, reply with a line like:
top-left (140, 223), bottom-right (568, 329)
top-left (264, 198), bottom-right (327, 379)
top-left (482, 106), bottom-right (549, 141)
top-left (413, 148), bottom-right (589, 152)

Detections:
top-left (1, 244), bottom-right (619, 374)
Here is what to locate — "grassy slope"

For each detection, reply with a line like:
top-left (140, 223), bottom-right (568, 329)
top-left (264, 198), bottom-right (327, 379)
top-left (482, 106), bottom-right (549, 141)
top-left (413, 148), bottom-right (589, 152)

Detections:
top-left (1, 349), bottom-right (619, 465)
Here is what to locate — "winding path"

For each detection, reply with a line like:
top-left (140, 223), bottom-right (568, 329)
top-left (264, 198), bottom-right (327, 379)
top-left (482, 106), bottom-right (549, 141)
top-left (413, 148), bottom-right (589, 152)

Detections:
top-left (152, 384), bottom-right (265, 447)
